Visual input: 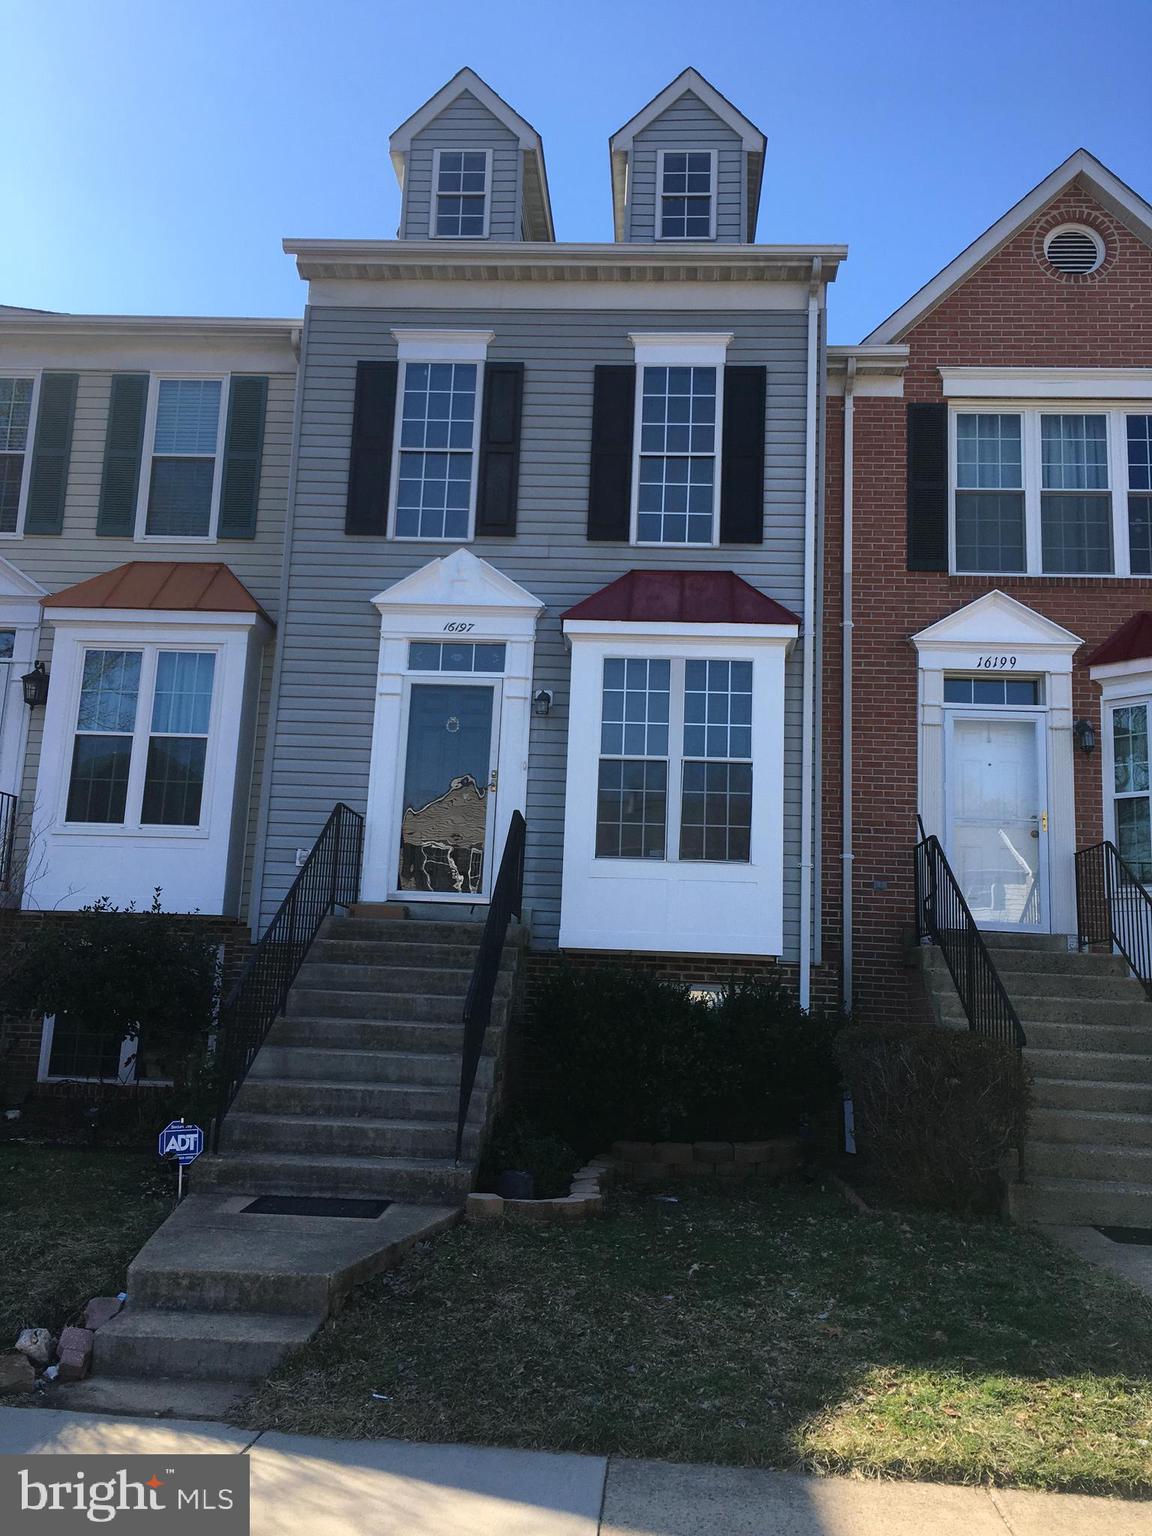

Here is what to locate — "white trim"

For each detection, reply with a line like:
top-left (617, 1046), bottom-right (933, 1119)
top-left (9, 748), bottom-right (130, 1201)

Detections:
top-left (628, 334), bottom-right (731, 548)
top-left (558, 623), bottom-right (791, 956)
top-left (386, 347), bottom-right (488, 542)
top-left (865, 150), bottom-right (1152, 344)
top-left (941, 368), bottom-right (1152, 400)
top-left (564, 618), bottom-right (798, 643)
top-left (390, 68), bottom-right (542, 153)
top-left (27, 609), bottom-right (269, 914)
top-left (0, 369), bottom-right (41, 541)
top-left (133, 373), bottom-right (228, 544)
top-left (37, 1013), bottom-right (140, 1085)
top-left (948, 404), bottom-right (1150, 577)
top-left (655, 148), bottom-right (718, 242)
top-left (428, 148), bottom-right (493, 241)
top-left (0, 558), bottom-right (48, 798)
top-left (391, 328), bottom-right (495, 362)
top-left (1096, 686), bottom-right (1152, 878)
top-left (610, 68), bottom-right (766, 152)
top-left (361, 550), bottom-right (543, 906)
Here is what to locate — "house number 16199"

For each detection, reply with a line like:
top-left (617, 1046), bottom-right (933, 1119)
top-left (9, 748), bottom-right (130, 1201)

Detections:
top-left (975, 654), bottom-right (1017, 669)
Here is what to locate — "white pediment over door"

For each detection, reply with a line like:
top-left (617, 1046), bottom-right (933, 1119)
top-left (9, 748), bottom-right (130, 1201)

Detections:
top-left (912, 590), bottom-right (1083, 674)
top-left (371, 548), bottom-right (544, 628)
top-left (0, 553), bottom-right (47, 601)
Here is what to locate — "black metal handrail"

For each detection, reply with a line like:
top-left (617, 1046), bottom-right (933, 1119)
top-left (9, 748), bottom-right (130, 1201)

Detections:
top-left (211, 802), bottom-right (364, 1149)
top-left (1076, 840), bottom-right (1152, 1001)
top-left (456, 810), bottom-right (525, 1163)
top-left (0, 791), bottom-right (15, 892)
top-left (915, 827), bottom-right (1026, 1049)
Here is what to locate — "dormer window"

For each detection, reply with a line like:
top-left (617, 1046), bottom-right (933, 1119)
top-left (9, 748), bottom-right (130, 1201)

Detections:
top-left (432, 149), bottom-right (491, 238)
top-left (658, 150), bottom-right (715, 240)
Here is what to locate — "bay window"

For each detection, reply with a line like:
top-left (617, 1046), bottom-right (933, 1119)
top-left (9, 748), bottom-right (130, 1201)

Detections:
top-left (951, 408), bottom-right (1152, 575)
top-left (65, 646), bottom-right (217, 829)
top-left (1111, 703), bottom-right (1152, 882)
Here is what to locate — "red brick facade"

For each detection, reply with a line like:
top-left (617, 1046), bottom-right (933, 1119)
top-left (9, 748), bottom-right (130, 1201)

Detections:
top-left (823, 179), bottom-right (1152, 1024)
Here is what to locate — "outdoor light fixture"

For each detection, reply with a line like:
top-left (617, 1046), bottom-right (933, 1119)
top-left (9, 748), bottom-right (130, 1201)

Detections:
top-left (1073, 717), bottom-right (1097, 755)
top-left (533, 689), bottom-right (554, 717)
top-left (21, 662), bottom-right (49, 708)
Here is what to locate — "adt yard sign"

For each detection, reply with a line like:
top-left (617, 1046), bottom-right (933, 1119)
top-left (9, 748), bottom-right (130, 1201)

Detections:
top-left (158, 1120), bottom-right (204, 1166)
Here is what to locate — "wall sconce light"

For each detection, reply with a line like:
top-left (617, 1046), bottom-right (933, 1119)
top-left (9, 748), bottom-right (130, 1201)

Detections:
top-left (532, 689), bottom-right (554, 717)
top-left (1073, 717), bottom-right (1097, 755)
top-left (21, 662), bottom-right (49, 708)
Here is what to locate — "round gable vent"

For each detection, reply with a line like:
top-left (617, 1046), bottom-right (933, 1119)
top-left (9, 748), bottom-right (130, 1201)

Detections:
top-left (1044, 225), bottom-right (1104, 274)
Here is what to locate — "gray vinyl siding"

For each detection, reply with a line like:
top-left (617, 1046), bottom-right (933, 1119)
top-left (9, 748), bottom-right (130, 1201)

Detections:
top-left (400, 92), bottom-right (521, 241)
top-left (626, 91), bottom-right (745, 243)
top-left (260, 304), bottom-right (812, 960)
top-left (5, 367), bottom-right (295, 921)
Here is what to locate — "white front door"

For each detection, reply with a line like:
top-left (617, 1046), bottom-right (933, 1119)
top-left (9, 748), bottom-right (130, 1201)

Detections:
top-left (946, 714), bottom-right (1048, 931)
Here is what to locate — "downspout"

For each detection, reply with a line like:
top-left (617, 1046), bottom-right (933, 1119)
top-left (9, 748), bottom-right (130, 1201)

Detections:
top-left (798, 259), bottom-right (822, 1010)
top-left (841, 357), bottom-right (856, 1013)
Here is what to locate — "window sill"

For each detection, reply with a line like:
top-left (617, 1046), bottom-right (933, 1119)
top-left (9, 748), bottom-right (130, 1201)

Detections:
top-left (53, 823), bottom-right (211, 841)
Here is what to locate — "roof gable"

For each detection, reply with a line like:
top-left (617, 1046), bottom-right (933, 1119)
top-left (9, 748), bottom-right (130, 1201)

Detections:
top-left (610, 69), bottom-right (765, 153)
top-left (372, 548), bottom-right (544, 616)
top-left (911, 590), bottom-right (1083, 652)
top-left (865, 150), bottom-right (1152, 344)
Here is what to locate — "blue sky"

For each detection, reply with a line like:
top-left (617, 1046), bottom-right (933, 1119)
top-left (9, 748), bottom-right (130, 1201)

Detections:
top-left (4, 0), bottom-right (1150, 341)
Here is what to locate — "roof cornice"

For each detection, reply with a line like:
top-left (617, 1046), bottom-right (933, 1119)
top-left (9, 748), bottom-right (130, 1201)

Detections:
top-left (284, 239), bottom-right (845, 284)
top-left (0, 315), bottom-right (299, 344)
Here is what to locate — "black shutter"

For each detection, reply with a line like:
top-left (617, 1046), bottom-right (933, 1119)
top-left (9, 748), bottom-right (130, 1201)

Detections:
top-left (218, 376), bottom-right (268, 540)
top-left (345, 361), bottom-right (398, 535)
top-left (587, 364), bottom-right (635, 541)
top-left (97, 373), bottom-right (149, 536)
top-left (907, 402), bottom-right (949, 571)
top-left (719, 365), bottom-right (766, 544)
top-left (475, 362), bottom-right (524, 536)
top-left (23, 372), bottom-right (78, 535)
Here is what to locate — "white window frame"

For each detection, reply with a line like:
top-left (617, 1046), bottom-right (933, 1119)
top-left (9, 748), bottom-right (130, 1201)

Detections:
top-left (59, 641), bottom-right (224, 837)
top-left (628, 332), bottom-right (732, 549)
top-left (387, 329), bottom-right (493, 543)
top-left (948, 404), bottom-right (1149, 577)
top-left (0, 370), bottom-right (41, 540)
top-left (37, 1013), bottom-right (139, 1084)
top-left (1103, 695), bottom-right (1152, 878)
top-left (134, 373), bottom-right (229, 544)
top-left (656, 148), bottom-right (718, 241)
top-left (429, 147), bottom-right (493, 240)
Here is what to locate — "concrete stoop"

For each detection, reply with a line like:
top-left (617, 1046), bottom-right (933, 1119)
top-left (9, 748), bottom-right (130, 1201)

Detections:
top-left (77, 910), bottom-right (521, 1412)
top-left (919, 935), bottom-right (1152, 1226)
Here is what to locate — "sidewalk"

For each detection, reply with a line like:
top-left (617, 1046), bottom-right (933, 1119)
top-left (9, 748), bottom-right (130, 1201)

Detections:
top-left (0, 1406), bottom-right (1145, 1535)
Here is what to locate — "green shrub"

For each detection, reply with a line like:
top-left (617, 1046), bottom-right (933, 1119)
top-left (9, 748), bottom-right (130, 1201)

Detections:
top-left (520, 965), bottom-right (843, 1154)
top-left (837, 1022), bottom-right (1030, 1213)
top-left (5, 892), bottom-right (221, 1094)
top-left (478, 1111), bottom-right (581, 1198)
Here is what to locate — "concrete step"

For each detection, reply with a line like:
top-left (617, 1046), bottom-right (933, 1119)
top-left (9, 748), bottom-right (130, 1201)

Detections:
top-left (194, 1151), bottom-right (475, 1203)
top-left (286, 987), bottom-right (506, 1023)
top-left (1030, 1076), bottom-right (1152, 1114)
top-left (1025, 1047), bottom-right (1152, 1083)
top-left (1009, 1175), bottom-right (1152, 1226)
top-left (311, 938), bottom-right (496, 969)
top-left (220, 1111), bottom-right (479, 1161)
top-left (921, 944), bottom-right (1128, 978)
top-left (269, 1016), bottom-right (500, 1056)
top-left (47, 1376), bottom-right (248, 1420)
top-left (940, 994), bottom-right (1152, 1027)
top-left (234, 1076), bottom-right (486, 1123)
top-left (294, 961), bottom-right (512, 997)
top-left (1017, 1021), bottom-right (1152, 1053)
top-left (984, 933), bottom-right (1073, 952)
top-left (1002, 973), bottom-right (1145, 1001)
top-left (1030, 1106), bottom-right (1152, 1147)
top-left (1026, 1138), bottom-right (1152, 1183)
top-left (325, 916), bottom-right (510, 946)
top-left (250, 1042), bottom-right (493, 1087)
top-left (94, 1307), bottom-right (320, 1382)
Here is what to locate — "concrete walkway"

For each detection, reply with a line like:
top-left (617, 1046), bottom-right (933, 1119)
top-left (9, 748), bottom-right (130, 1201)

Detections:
top-left (1042, 1223), bottom-right (1152, 1300)
top-left (1, 1408), bottom-right (1146, 1535)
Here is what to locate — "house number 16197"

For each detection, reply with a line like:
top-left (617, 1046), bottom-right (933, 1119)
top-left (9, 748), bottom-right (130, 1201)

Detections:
top-left (975, 654), bottom-right (1017, 669)
top-left (443, 622), bottom-right (474, 633)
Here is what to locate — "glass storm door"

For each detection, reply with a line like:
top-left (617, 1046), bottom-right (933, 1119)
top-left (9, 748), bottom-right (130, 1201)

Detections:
top-left (947, 716), bottom-right (1047, 931)
top-left (397, 682), bottom-right (497, 897)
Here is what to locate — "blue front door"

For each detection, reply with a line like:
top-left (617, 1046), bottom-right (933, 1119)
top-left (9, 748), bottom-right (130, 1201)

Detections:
top-left (398, 683), bottom-right (495, 895)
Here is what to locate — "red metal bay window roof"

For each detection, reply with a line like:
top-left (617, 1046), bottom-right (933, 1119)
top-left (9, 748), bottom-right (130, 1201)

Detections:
top-left (1086, 612), bottom-right (1152, 668)
top-left (561, 570), bottom-right (799, 626)
top-left (42, 562), bottom-right (272, 624)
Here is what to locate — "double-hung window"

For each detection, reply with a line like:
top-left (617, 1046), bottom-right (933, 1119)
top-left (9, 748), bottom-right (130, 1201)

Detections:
top-left (65, 647), bottom-right (217, 829)
top-left (140, 378), bottom-right (225, 539)
top-left (951, 407), bottom-right (1152, 576)
top-left (1111, 703), bottom-right (1152, 883)
top-left (390, 331), bottom-right (491, 541)
top-left (596, 656), bottom-right (752, 863)
top-left (0, 376), bottom-right (35, 535)
top-left (658, 151), bottom-right (715, 239)
top-left (631, 334), bottom-right (729, 546)
top-left (432, 150), bottom-right (491, 238)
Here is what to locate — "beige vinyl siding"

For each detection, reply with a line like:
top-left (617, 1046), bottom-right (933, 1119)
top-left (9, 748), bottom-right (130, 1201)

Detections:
top-left (401, 92), bottom-right (522, 241)
top-left (258, 304), bottom-right (811, 958)
top-left (5, 367), bottom-right (295, 919)
top-left (626, 91), bottom-right (745, 243)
